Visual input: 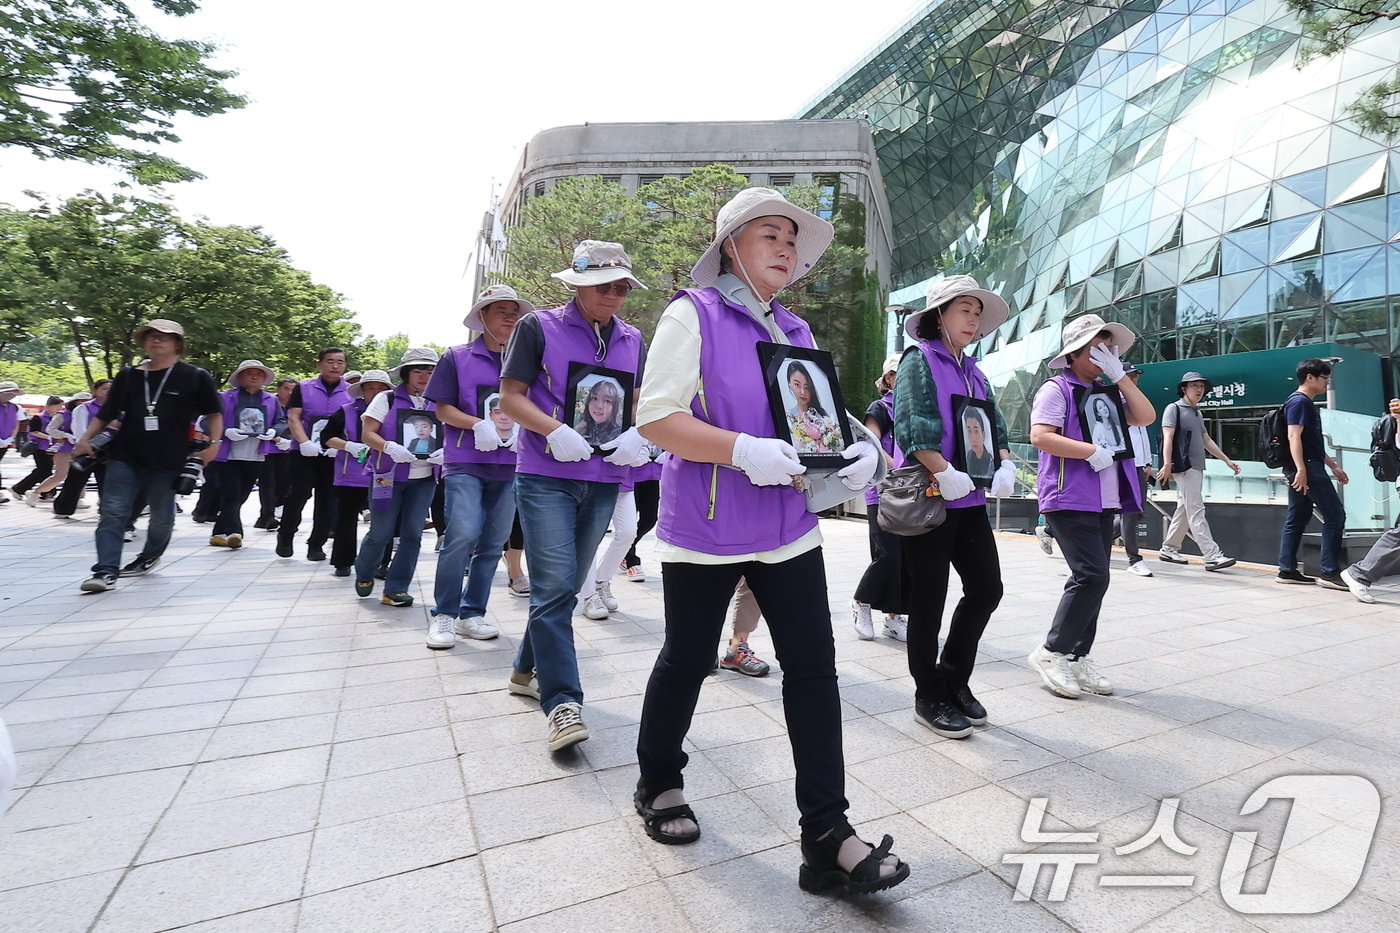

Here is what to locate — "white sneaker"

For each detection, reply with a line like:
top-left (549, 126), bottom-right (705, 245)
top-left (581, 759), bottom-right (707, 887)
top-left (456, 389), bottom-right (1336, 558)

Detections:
top-left (123, 529), bottom-right (136, 542)
top-left (582, 592), bottom-right (609, 620)
top-left (546, 702), bottom-right (589, 751)
top-left (1034, 525), bottom-right (1053, 555)
top-left (454, 616), bottom-right (500, 639)
top-left (508, 670), bottom-right (540, 699)
top-left (1157, 547), bottom-right (1188, 564)
top-left (621, 561), bottom-right (646, 582)
top-left (0, 492), bottom-right (9, 503)
top-left (1126, 560), bottom-right (1154, 577)
top-left (24, 490), bottom-right (39, 508)
top-left (1340, 568), bottom-right (1376, 604)
top-left (851, 600), bottom-right (874, 640)
top-left (425, 614), bottom-right (456, 650)
top-left (1069, 655), bottom-right (1113, 695)
top-left (74, 501), bottom-right (91, 510)
top-left (882, 614), bottom-right (908, 642)
top-left (1028, 645), bottom-right (1081, 698)
top-left (596, 580), bottom-right (618, 611)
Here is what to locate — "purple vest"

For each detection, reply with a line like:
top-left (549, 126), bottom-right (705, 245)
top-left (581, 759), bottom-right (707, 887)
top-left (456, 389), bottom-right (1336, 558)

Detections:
top-left (656, 287), bottom-right (818, 556)
top-left (214, 389), bottom-right (282, 462)
top-left (368, 385), bottom-right (439, 482)
top-left (515, 301), bottom-right (642, 483)
top-left (632, 457), bottom-right (663, 485)
top-left (1035, 374), bottom-right (1143, 514)
top-left (31, 413), bottom-right (53, 452)
top-left (0, 401), bottom-right (18, 441)
top-left (296, 376), bottom-right (350, 438)
top-left (333, 399), bottom-right (371, 488)
top-left (439, 339), bottom-right (514, 474)
top-left (863, 393), bottom-right (903, 507)
top-left (915, 340), bottom-right (995, 509)
top-left (52, 408), bottom-right (77, 453)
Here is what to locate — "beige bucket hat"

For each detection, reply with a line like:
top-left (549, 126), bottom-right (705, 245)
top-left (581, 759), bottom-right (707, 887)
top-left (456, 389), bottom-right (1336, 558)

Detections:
top-left (691, 187), bottom-right (834, 289)
top-left (903, 275), bottom-right (1011, 341)
top-left (1048, 314), bottom-right (1136, 369)
top-left (347, 369), bottom-right (392, 400)
top-left (226, 359), bottom-right (276, 387)
top-left (551, 241), bottom-right (646, 290)
top-left (389, 347), bottom-right (441, 381)
top-left (465, 284), bottom-right (536, 331)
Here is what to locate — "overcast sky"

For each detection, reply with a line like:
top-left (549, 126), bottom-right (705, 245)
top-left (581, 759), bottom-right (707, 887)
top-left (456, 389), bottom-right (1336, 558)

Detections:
top-left (0, 0), bottom-right (923, 348)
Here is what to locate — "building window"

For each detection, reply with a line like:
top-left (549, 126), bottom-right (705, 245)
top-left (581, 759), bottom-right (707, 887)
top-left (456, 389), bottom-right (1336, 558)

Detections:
top-left (533, 180), bottom-right (546, 198)
top-left (602, 175), bottom-right (622, 185)
top-left (639, 174), bottom-right (666, 186)
top-left (770, 174), bottom-right (795, 187)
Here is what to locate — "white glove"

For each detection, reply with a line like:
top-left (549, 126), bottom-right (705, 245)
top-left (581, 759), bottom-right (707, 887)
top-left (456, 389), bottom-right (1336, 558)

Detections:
top-left (731, 432), bottom-right (805, 487)
top-left (933, 465), bottom-right (976, 500)
top-left (298, 439), bottom-right (322, 457)
top-left (224, 428), bottom-right (249, 442)
top-left (1089, 343), bottom-right (1126, 383)
top-left (427, 448), bottom-right (445, 466)
top-left (274, 436), bottom-right (292, 451)
top-left (0, 436), bottom-right (13, 447)
top-left (545, 424), bottom-right (592, 462)
top-left (321, 445), bottom-right (338, 457)
top-left (472, 418), bottom-right (500, 452)
top-left (989, 459), bottom-right (1016, 497)
top-left (837, 440), bottom-right (879, 490)
top-left (601, 426), bottom-right (650, 467)
top-left (257, 430), bottom-right (277, 441)
top-left (382, 441), bottom-right (415, 464)
top-left (654, 450), bottom-right (670, 466)
top-left (342, 440), bottom-right (368, 459)
top-left (1087, 445), bottom-right (1115, 472)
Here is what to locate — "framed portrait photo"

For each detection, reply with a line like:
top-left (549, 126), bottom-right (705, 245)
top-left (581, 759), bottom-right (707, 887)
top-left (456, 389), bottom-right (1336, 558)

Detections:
top-left (952, 395), bottom-right (997, 487)
top-left (396, 409), bottom-right (442, 459)
top-left (757, 343), bottom-right (853, 468)
top-left (477, 386), bottom-right (516, 446)
top-left (236, 404), bottom-right (267, 438)
top-left (1080, 385), bottom-right (1132, 461)
top-left (564, 362), bottom-right (635, 454)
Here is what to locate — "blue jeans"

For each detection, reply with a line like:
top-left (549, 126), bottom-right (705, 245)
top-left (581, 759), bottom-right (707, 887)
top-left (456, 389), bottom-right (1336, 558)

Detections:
top-left (432, 473), bottom-right (517, 618)
top-left (94, 459), bottom-right (179, 575)
top-left (354, 476), bottom-right (437, 594)
top-left (512, 474), bottom-right (619, 714)
top-left (1279, 461), bottom-right (1346, 575)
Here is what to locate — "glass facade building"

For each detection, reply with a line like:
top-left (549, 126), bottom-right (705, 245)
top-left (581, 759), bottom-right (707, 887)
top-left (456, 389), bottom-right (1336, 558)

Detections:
top-left (801, 0), bottom-right (1400, 441)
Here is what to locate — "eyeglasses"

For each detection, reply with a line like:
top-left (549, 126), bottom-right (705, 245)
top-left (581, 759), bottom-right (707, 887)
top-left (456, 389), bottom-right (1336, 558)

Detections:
top-left (592, 282), bottom-right (633, 297)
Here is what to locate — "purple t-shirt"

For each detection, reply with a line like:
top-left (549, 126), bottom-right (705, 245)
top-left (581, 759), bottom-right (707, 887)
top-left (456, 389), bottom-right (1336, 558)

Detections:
top-left (1031, 375), bottom-right (1120, 510)
top-left (423, 345), bottom-right (513, 482)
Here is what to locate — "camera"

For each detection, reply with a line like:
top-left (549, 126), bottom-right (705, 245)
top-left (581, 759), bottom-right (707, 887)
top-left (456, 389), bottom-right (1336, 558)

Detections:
top-left (69, 426), bottom-right (119, 473)
top-left (172, 439), bottom-right (211, 495)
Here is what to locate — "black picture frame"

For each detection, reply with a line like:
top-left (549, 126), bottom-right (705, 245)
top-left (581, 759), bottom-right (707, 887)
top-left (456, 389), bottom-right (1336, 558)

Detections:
top-left (952, 394), bottom-right (997, 487)
top-left (564, 362), bottom-right (635, 454)
top-left (1079, 385), bottom-right (1132, 461)
top-left (396, 409), bottom-right (443, 459)
top-left (235, 403), bottom-right (267, 438)
top-left (757, 342), bottom-right (853, 467)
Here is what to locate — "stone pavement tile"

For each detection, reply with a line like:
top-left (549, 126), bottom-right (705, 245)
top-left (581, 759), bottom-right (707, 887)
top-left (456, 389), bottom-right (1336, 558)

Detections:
top-left (222, 688), bottom-right (343, 726)
top-left (84, 635), bottom-right (192, 658)
top-left (911, 782), bottom-right (1077, 867)
top-left (499, 879), bottom-right (690, 933)
top-left (251, 651), bottom-right (351, 677)
top-left (1117, 688), bottom-right (1235, 724)
top-left (1285, 736), bottom-right (1400, 793)
top-left (459, 739), bottom-right (595, 796)
top-left (480, 819), bottom-right (657, 925)
top-left (199, 712), bottom-right (336, 761)
top-left (701, 733), bottom-right (808, 792)
top-left (56, 651), bottom-right (178, 678)
top-left (1133, 894), bottom-right (1271, 933)
top-left (93, 832), bottom-right (312, 933)
top-left (8, 746), bottom-right (66, 791)
top-left (297, 858), bottom-right (493, 933)
top-left (1000, 762), bottom-right (1155, 830)
top-left (1075, 737), bottom-right (1235, 800)
top-left (685, 704), bottom-right (787, 751)
top-left (16, 669), bottom-right (150, 700)
top-left (0, 811), bottom-right (153, 891)
top-left (327, 725), bottom-right (457, 780)
top-left (176, 745), bottom-right (331, 806)
top-left (4, 714), bottom-right (103, 752)
top-left (1197, 708), bottom-right (1337, 755)
top-left (160, 644), bottom-right (266, 668)
top-left (447, 687), bottom-right (536, 723)
top-left (334, 696), bottom-right (449, 742)
top-left (317, 757), bottom-right (463, 827)
top-left (968, 681), bottom-right (1074, 727)
top-left (840, 678), bottom-right (915, 716)
top-left (470, 771), bottom-right (616, 850)
top-left (2, 688), bottom-right (130, 725)
top-left (339, 674), bottom-right (442, 710)
top-left (632, 789), bottom-right (788, 879)
top-left (86, 699), bottom-right (232, 742)
top-left (854, 870), bottom-right (1069, 932)
top-left (0, 679), bottom-right (39, 703)
top-left (3, 764), bottom-right (189, 831)
top-left (1, 644), bottom-right (92, 666)
top-left (303, 802), bottom-right (477, 896)
top-left (236, 668), bottom-right (346, 699)
top-left (1136, 726), bottom-right (1277, 782)
top-left (594, 755), bottom-right (737, 821)
top-left (574, 722), bottom-right (639, 770)
top-left (341, 656), bottom-right (440, 687)
top-left (848, 745), bottom-right (989, 812)
top-left (115, 678), bottom-right (245, 712)
top-left (747, 774), bottom-right (899, 844)
top-left (167, 902), bottom-right (299, 932)
top-left (42, 728), bottom-right (212, 783)
top-left (1174, 775), bottom-right (1297, 857)
top-left (139, 783), bottom-right (322, 863)
top-left (0, 869), bottom-right (125, 933)
top-left (260, 636), bottom-right (352, 660)
top-left (923, 723), bottom-right (1066, 781)
top-left (851, 811), bottom-right (984, 900)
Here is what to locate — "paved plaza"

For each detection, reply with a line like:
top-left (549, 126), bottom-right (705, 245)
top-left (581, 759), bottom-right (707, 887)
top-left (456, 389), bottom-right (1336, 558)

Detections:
top-left (1, 467), bottom-right (1398, 932)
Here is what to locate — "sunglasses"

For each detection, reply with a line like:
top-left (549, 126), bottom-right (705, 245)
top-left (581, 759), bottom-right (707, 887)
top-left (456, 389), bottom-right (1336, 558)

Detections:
top-left (592, 282), bottom-right (633, 297)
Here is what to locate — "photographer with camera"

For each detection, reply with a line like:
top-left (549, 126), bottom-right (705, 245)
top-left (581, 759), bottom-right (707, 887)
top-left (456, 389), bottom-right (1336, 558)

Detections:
top-left (73, 319), bottom-right (222, 593)
top-left (52, 380), bottom-right (112, 518)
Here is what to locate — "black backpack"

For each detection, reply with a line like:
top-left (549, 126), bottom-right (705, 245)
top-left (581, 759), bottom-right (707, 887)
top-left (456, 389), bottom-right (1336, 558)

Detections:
top-left (1258, 406), bottom-right (1288, 468)
top-left (1370, 414), bottom-right (1400, 482)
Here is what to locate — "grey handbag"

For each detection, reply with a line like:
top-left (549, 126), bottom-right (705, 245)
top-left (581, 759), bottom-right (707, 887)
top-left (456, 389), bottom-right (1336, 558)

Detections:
top-left (876, 463), bottom-right (947, 536)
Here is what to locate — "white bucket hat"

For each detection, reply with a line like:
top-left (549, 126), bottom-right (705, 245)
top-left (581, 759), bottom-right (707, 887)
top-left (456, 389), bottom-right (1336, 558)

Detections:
top-left (903, 275), bottom-right (1011, 341)
top-left (347, 369), bottom-right (392, 400)
top-left (133, 318), bottom-right (185, 343)
top-left (691, 187), bottom-right (834, 289)
top-left (465, 284), bottom-right (536, 331)
top-left (226, 359), bottom-right (276, 387)
top-left (389, 347), bottom-right (440, 381)
top-left (344, 370), bottom-right (363, 383)
top-left (875, 352), bottom-right (902, 390)
top-left (550, 241), bottom-right (647, 290)
top-left (1048, 314), bottom-right (1136, 369)
top-left (0, 380), bottom-right (21, 396)
top-left (70, 391), bottom-right (93, 401)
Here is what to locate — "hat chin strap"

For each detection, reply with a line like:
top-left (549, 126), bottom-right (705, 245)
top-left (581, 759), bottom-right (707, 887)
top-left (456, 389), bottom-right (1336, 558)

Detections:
top-left (728, 234), bottom-right (783, 310)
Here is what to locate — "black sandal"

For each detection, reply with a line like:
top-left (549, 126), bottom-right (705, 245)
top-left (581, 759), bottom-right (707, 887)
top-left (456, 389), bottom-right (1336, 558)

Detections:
top-left (633, 788), bottom-right (701, 845)
top-left (799, 821), bottom-right (910, 895)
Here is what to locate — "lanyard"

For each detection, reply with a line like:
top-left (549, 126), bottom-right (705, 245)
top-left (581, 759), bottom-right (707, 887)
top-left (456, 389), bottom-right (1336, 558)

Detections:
top-left (144, 365), bottom-right (175, 418)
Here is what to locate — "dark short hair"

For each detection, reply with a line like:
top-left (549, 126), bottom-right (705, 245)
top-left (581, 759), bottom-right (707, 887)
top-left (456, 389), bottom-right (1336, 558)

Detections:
top-left (915, 301), bottom-right (950, 341)
top-left (276, 377), bottom-right (298, 389)
top-left (91, 378), bottom-right (112, 392)
top-left (45, 395), bottom-right (63, 406)
top-left (317, 347), bottom-right (345, 361)
top-left (1296, 358), bottom-right (1332, 383)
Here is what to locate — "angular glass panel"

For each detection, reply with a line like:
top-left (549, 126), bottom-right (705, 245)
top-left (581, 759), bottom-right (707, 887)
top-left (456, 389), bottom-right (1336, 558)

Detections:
top-left (1274, 214), bottom-right (1323, 262)
top-left (1178, 279), bottom-right (1221, 325)
top-left (1325, 201), bottom-right (1387, 252)
top-left (1142, 289), bottom-right (1178, 333)
top-left (1222, 316), bottom-right (1268, 353)
top-left (1220, 269), bottom-right (1268, 321)
top-left (1324, 246), bottom-right (1386, 302)
top-left (1270, 308), bottom-right (1324, 349)
top-left (1268, 263), bottom-right (1324, 313)
top-left (1178, 324), bottom-right (1221, 358)
top-left (1329, 154), bottom-right (1387, 206)
top-left (1222, 226), bottom-right (1270, 274)
top-left (1269, 212), bottom-right (1320, 259)
top-left (1227, 187), bottom-right (1271, 230)
top-left (1325, 297), bottom-right (1389, 355)
top-left (1277, 167), bottom-right (1327, 207)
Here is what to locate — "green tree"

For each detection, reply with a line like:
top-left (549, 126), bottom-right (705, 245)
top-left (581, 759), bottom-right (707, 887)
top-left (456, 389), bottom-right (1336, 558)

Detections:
top-left (0, 1), bottom-right (247, 183)
top-left (1287, 0), bottom-right (1400, 138)
top-left (0, 358), bottom-right (91, 396)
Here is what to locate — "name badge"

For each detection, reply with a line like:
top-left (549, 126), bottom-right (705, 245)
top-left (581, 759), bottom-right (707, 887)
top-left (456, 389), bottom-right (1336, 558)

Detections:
top-left (143, 416), bottom-right (160, 431)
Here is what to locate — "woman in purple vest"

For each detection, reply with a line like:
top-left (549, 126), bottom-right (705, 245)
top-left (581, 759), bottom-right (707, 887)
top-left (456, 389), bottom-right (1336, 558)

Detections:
top-left (1028, 314), bottom-right (1154, 699)
top-left (499, 241), bottom-right (653, 752)
top-left (0, 380), bottom-right (20, 504)
top-left (30, 392), bottom-right (91, 505)
top-left (13, 397), bottom-right (62, 501)
top-left (633, 188), bottom-right (901, 895)
top-left (851, 353), bottom-right (910, 642)
top-left (892, 276), bottom-right (1016, 739)
top-left (322, 369), bottom-right (390, 576)
top-left (207, 361), bottom-right (289, 549)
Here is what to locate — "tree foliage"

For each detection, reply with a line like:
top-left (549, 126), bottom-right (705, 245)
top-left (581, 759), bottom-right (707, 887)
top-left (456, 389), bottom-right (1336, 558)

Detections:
top-left (1287, 0), bottom-right (1400, 138)
top-left (499, 165), bottom-right (884, 407)
top-left (0, 0), bottom-right (246, 182)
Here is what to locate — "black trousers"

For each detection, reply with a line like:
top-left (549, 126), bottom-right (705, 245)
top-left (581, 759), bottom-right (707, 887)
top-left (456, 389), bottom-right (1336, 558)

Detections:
top-left (636, 548), bottom-right (848, 838)
top-left (902, 505), bottom-right (1002, 702)
top-left (624, 479), bottom-right (660, 567)
top-left (53, 461), bottom-right (103, 517)
top-left (855, 503), bottom-right (911, 613)
top-left (192, 468), bottom-right (221, 521)
top-left (210, 460), bottom-right (261, 536)
top-left (279, 454), bottom-right (335, 549)
top-left (507, 512), bottom-right (524, 551)
top-left (330, 484), bottom-right (368, 570)
top-left (257, 453), bottom-right (292, 523)
top-left (12, 450), bottom-right (53, 495)
top-left (1044, 510), bottom-right (1116, 657)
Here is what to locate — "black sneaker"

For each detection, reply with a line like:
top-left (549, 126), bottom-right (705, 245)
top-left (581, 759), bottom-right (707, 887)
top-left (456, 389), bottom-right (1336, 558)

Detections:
top-left (914, 699), bottom-right (973, 739)
top-left (118, 555), bottom-right (159, 577)
top-left (1315, 572), bottom-right (1347, 591)
top-left (333, 566), bottom-right (351, 577)
top-left (1204, 558), bottom-right (1237, 571)
top-left (307, 546), bottom-right (327, 562)
top-left (275, 537), bottom-right (293, 558)
top-left (1276, 569), bottom-right (1315, 585)
top-left (80, 572), bottom-right (116, 593)
top-left (952, 686), bottom-right (988, 725)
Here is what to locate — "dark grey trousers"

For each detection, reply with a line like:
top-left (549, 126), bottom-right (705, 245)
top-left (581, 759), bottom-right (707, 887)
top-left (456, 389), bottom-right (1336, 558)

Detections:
top-left (1044, 509), bottom-right (1116, 657)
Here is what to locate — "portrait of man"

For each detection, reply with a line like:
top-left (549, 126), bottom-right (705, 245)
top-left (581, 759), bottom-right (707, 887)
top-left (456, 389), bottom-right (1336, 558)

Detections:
top-left (399, 411), bottom-right (441, 458)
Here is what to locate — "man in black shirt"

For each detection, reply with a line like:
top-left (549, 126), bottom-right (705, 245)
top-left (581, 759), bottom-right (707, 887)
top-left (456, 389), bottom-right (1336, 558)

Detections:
top-left (73, 319), bottom-right (222, 592)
